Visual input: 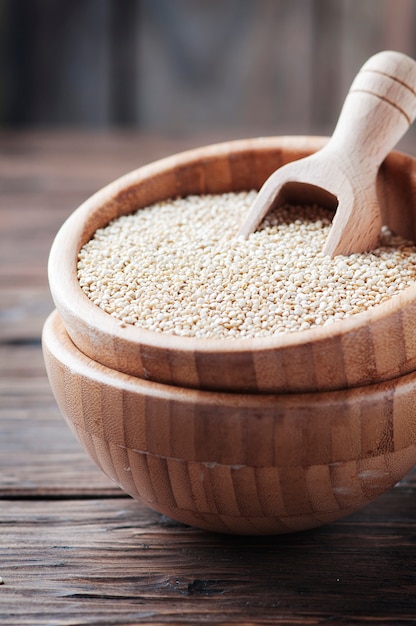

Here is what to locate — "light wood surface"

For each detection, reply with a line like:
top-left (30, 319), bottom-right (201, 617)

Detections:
top-left (42, 309), bottom-right (416, 536)
top-left (2, 130), bottom-right (416, 623)
top-left (49, 135), bottom-right (416, 394)
top-left (238, 51), bottom-right (416, 256)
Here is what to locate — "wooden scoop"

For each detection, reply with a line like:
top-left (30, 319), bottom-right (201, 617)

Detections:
top-left (238, 50), bottom-right (416, 256)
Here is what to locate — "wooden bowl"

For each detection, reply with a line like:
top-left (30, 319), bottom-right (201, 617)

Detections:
top-left (48, 136), bottom-right (416, 393)
top-left (43, 309), bottom-right (416, 535)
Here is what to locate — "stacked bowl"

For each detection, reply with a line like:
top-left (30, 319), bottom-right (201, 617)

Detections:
top-left (43, 136), bottom-right (416, 534)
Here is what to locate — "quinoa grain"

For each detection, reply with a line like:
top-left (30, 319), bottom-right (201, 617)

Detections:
top-left (77, 191), bottom-right (416, 339)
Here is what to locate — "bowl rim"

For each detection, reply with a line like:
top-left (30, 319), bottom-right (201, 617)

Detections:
top-left (48, 135), bottom-right (416, 358)
top-left (43, 308), bottom-right (416, 406)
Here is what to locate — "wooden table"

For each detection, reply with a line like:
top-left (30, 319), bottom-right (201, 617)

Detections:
top-left (1, 130), bottom-right (416, 625)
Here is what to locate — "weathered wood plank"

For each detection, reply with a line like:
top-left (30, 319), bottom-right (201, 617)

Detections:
top-left (0, 343), bottom-right (118, 496)
top-left (1, 487), bottom-right (416, 626)
top-left (0, 413), bottom-right (119, 497)
top-left (0, 288), bottom-right (53, 341)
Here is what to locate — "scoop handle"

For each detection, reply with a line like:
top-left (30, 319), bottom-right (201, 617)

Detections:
top-left (326, 50), bottom-right (416, 168)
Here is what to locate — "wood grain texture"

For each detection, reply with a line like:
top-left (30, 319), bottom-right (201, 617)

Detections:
top-left (1, 486), bottom-right (416, 626)
top-left (48, 136), bottom-right (416, 394)
top-left (2, 131), bottom-right (416, 624)
top-left (42, 310), bottom-right (416, 535)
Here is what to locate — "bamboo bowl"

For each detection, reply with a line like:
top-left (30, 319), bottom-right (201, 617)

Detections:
top-left (48, 136), bottom-right (416, 394)
top-left (43, 309), bottom-right (416, 535)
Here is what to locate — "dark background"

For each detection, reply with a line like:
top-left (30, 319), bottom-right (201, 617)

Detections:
top-left (1, 0), bottom-right (415, 140)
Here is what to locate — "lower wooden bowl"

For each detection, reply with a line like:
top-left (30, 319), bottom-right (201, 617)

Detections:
top-left (43, 309), bottom-right (416, 535)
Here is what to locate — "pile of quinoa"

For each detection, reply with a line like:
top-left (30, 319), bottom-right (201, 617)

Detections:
top-left (77, 191), bottom-right (416, 339)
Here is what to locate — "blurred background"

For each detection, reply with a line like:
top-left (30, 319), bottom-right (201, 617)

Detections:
top-left (0, 0), bottom-right (415, 141)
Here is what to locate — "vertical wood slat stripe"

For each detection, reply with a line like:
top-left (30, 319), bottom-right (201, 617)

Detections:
top-left (127, 448), bottom-right (156, 504)
top-left (107, 440), bottom-right (137, 497)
